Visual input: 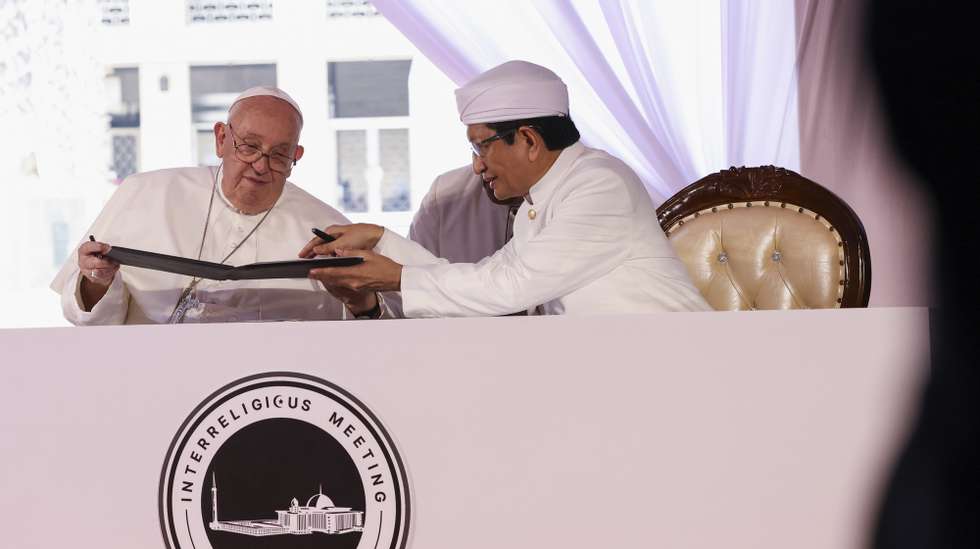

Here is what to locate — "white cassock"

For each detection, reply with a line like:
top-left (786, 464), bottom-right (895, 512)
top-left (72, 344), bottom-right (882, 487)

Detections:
top-left (408, 165), bottom-right (515, 262)
top-left (377, 142), bottom-right (713, 317)
top-left (51, 166), bottom-right (367, 324)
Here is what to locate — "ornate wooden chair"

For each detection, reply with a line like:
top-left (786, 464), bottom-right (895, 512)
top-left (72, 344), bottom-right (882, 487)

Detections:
top-left (657, 166), bottom-right (871, 309)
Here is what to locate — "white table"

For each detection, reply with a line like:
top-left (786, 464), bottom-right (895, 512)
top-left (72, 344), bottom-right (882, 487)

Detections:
top-left (0, 308), bottom-right (928, 548)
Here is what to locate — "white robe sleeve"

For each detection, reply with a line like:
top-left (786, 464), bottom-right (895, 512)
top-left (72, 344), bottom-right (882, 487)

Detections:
top-left (375, 229), bottom-right (448, 267)
top-left (383, 178), bottom-right (444, 319)
top-left (60, 269), bottom-right (131, 325)
top-left (398, 170), bottom-right (633, 317)
top-left (50, 177), bottom-right (145, 324)
top-left (334, 230), bottom-right (445, 320)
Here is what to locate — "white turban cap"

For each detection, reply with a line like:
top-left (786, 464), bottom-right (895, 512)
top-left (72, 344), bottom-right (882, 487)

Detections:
top-left (230, 86), bottom-right (304, 123)
top-left (455, 60), bottom-right (569, 125)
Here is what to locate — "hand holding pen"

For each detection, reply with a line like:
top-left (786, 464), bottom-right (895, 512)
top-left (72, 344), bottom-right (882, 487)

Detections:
top-left (299, 224), bottom-right (384, 258)
top-left (76, 235), bottom-right (120, 311)
top-left (79, 235), bottom-right (119, 285)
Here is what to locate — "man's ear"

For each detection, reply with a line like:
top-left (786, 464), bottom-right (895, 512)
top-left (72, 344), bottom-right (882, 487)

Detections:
top-left (213, 122), bottom-right (226, 158)
top-left (293, 144), bottom-right (305, 164)
top-left (522, 126), bottom-right (543, 162)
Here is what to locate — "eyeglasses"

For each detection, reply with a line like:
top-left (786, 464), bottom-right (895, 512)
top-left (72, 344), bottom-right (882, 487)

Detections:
top-left (469, 128), bottom-right (520, 158)
top-left (226, 124), bottom-right (297, 174)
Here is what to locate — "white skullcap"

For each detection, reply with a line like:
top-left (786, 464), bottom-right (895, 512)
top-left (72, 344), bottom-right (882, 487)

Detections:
top-left (455, 60), bottom-right (569, 125)
top-left (230, 86), bottom-right (304, 123)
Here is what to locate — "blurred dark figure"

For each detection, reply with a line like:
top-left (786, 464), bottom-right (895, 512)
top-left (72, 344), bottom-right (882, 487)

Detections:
top-left (867, 1), bottom-right (979, 547)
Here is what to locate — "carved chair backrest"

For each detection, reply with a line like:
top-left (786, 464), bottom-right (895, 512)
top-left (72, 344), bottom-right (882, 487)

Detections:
top-left (656, 166), bottom-right (871, 309)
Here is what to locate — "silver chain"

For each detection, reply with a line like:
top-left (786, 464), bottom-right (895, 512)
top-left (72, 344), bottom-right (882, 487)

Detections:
top-left (167, 165), bottom-right (274, 323)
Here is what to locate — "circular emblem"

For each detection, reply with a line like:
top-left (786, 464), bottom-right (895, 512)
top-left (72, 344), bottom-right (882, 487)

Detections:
top-left (159, 372), bottom-right (411, 549)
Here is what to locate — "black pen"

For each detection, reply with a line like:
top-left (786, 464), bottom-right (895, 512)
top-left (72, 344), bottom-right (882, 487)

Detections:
top-left (89, 235), bottom-right (104, 259)
top-left (311, 228), bottom-right (336, 243)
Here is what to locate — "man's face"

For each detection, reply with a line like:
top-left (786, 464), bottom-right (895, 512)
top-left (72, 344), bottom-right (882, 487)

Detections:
top-left (481, 176), bottom-right (525, 208)
top-left (468, 124), bottom-right (533, 201)
top-left (215, 96), bottom-right (304, 213)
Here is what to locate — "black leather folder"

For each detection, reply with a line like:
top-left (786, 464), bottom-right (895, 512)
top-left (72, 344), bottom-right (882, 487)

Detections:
top-left (104, 245), bottom-right (362, 280)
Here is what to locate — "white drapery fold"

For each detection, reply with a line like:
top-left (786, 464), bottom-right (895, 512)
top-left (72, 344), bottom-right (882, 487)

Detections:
top-left (372, 0), bottom-right (802, 204)
top-left (597, 0), bottom-right (701, 183)
top-left (721, 1), bottom-right (801, 169)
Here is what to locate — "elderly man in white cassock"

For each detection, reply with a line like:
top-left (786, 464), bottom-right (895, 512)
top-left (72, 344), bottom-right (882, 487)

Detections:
top-left (52, 86), bottom-right (387, 324)
top-left (302, 61), bottom-right (711, 316)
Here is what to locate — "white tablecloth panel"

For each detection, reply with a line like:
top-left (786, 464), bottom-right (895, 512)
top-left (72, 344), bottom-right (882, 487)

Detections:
top-left (0, 308), bottom-right (928, 548)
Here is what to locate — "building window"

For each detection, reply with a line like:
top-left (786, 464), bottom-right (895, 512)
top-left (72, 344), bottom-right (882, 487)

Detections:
top-left (99, 0), bottom-right (130, 26)
top-left (328, 60), bottom-right (410, 118)
top-left (108, 67), bottom-right (140, 128)
top-left (328, 60), bottom-right (411, 215)
top-left (190, 64), bottom-right (277, 166)
top-left (111, 135), bottom-right (140, 182)
top-left (196, 130), bottom-right (220, 168)
top-left (379, 129), bottom-right (410, 212)
top-left (51, 220), bottom-right (69, 267)
top-left (45, 199), bottom-right (84, 269)
top-left (325, 0), bottom-right (379, 18)
top-left (186, 1), bottom-right (274, 24)
top-left (336, 130), bottom-right (368, 212)
top-left (106, 67), bottom-right (140, 182)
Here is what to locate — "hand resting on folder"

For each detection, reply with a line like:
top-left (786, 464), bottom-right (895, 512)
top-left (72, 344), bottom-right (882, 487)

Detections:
top-left (302, 226), bottom-right (388, 316)
top-left (299, 224), bottom-right (402, 294)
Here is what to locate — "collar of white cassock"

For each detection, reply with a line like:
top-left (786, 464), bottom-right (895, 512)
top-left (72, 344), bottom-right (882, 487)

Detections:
top-left (214, 166), bottom-right (286, 217)
top-left (520, 141), bottom-right (585, 217)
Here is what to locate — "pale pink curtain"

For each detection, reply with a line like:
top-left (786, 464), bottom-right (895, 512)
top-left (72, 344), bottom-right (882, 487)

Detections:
top-left (795, 0), bottom-right (932, 306)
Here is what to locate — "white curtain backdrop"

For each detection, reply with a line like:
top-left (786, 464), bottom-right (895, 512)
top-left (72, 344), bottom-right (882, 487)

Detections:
top-left (373, 0), bottom-right (801, 203)
top-left (0, 0), bottom-right (108, 186)
top-left (0, 0), bottom-right (112, 327)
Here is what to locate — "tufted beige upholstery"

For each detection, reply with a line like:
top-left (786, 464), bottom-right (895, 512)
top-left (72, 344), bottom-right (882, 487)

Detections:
top-left (658, 167), bottom-right (871, 310)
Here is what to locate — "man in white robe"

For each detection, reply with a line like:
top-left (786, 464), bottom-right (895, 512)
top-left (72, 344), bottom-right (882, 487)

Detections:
top-left (410, 165), bottom-right (520, 262)
top-left (303, 61), bottom-right (711, 317)
top-left (382, 165), bottom-right (520, 318)
top-left (52, 86), bottom-right (386, 324)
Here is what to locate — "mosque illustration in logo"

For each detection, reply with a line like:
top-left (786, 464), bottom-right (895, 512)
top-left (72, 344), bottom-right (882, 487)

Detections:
top-left (208, 473), bottom-right (364, 536)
